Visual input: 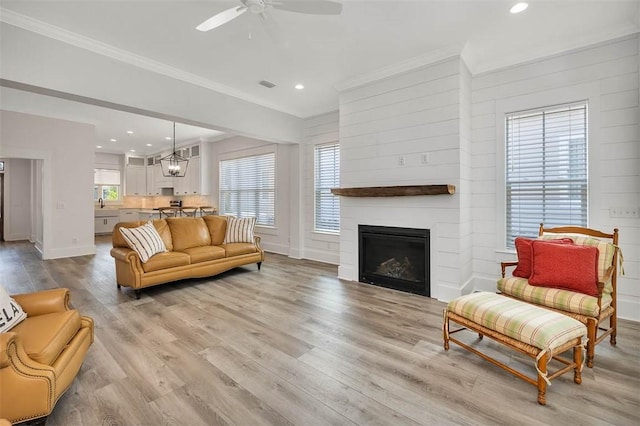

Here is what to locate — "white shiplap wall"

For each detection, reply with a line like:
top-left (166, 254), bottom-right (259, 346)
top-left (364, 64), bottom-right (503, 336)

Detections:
top-left (471, 34), bottom-right (640, 321)
top-left (337, 57), bottom-right (472, 300)
top-left (300, 112), bottom-right (341, 264)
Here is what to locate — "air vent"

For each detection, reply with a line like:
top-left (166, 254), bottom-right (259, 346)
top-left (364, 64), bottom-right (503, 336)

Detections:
top-left (259, 80), bottom-right (276, 88)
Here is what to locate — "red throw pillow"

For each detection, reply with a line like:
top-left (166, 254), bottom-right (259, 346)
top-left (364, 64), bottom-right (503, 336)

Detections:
top-left (529, 240), bottom-right (599, 296)
top-left (512, 237), bottom-right (573, 278)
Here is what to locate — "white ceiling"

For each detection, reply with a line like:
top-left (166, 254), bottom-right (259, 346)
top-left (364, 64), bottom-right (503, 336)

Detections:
top-left (1, 0), bottom-right (639, 153)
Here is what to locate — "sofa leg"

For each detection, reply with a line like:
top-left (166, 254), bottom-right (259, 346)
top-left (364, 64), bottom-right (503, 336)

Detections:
top-left (257, 262), bottom-right (262, 271)
top-left (134, 290), bottom-right (141, 300)
top-left (117, 283), bottom-right (121, 289)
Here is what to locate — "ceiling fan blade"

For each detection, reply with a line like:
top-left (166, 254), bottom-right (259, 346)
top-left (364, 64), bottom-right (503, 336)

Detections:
top-left (271, 0), bottom-right (343, 15)
top-left (196, 6), bottom-right (248, 32)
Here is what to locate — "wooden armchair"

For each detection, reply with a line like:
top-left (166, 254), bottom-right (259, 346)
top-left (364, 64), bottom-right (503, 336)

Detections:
top-left (498, 224), bottom-right (619, 367)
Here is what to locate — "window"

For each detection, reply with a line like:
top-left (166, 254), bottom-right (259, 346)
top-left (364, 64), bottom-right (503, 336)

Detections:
top-left (314, 143), bottom-right (340, 233)
top-left (505, 101), bottom-right (588, 248)
top-left (94, 169), bottom-right (121, 201)
top-left (219, 152), bottom-right (275, 226)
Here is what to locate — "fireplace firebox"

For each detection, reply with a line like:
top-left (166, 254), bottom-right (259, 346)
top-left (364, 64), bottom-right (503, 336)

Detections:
top-left (358, 225), bottom-right (430, 297)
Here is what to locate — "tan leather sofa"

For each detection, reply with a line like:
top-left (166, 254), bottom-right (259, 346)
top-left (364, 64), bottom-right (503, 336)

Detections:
top-left (110, 216), bottom-right (265, 299)
top-left (0, 288), bottom-right (94, 424)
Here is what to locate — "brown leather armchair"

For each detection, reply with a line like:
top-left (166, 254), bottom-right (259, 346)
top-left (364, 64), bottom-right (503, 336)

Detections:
top-left (0, 288), bottom-right (94, 424)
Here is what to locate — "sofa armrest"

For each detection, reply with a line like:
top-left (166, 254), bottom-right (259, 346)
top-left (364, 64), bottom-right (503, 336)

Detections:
top-left (500, 261), bottom-right (518, 278)
top-left (254, 235), bottom-right (262, 251)
top-left (110, 247), bottom-right (141, 265)
top-left (12, 288), bottom-right (70, 316)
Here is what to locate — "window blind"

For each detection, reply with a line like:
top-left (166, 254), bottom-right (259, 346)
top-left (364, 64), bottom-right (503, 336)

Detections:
top-left (94, 169), bottom-right (121, 185)
top-left (505, 101), bottom-right (588, 248)
top-left (314, 143), bottom-right (340, 233)
top-left (219, 152), bottom-right (275, 226)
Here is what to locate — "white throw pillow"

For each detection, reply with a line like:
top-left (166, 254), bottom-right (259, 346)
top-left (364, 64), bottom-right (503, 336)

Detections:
top-left (0, 285), bottom-right (27, 333)
top-left (119, 221), bottom-right (167, 263)
top-left (224, 216), bottom-right (256, 244)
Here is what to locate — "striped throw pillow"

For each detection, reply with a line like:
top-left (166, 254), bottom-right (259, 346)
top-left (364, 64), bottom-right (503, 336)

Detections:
top-left (119, 221), bottom-right (167, 263)
top-left (224, 217), bottom-right (256, 243)
top-left (0, 284), bottom-right (27, 333)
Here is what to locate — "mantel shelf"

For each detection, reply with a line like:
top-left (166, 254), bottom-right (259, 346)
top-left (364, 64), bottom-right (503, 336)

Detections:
top-left (330, 184), bottom-right (455, 197)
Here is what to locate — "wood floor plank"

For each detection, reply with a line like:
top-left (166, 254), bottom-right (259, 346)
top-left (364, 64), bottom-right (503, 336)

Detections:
top-left (2, 237), bottom-right (639, 426)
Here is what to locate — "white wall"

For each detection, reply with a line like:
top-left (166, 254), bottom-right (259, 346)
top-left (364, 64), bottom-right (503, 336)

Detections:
top-left (471, 34), bottom-right (640, 321)
top-left (300, 111), bottom-right (341, 264)
top-left (1, 158), bottom-right (32, 241)
top-left (208, 136), bottom-right (293, 255)
top-left (337, 57), bottom-right (469, 300)
top-left (0, 110), bottom-right (95, 259)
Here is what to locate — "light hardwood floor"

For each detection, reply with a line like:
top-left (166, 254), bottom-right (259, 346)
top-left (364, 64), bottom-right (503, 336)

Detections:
top-left (2, 237), bottom-right (639, 425)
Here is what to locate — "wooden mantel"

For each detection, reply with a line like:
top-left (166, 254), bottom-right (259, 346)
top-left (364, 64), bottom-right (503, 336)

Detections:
top-left (330, 184), bottom-right (455, 197)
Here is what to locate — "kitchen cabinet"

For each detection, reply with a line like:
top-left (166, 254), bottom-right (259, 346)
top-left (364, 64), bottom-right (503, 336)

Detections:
top-left (146, 166), bottom-right (155, 195)
top-left (154, 164), bottom-right (174, 191)
top-left (94, 215), bottom-right (119, 234)
top-left (125, 166), bottom-right (147, 196)
top-left (173, 157), bottom-right (201, 195)
top-left (119, 209), bottom-right (139, 222)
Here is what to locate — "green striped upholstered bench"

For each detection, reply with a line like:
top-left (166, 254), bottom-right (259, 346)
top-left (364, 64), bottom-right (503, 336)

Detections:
top-left (443, 292), bottom-right (587, 405)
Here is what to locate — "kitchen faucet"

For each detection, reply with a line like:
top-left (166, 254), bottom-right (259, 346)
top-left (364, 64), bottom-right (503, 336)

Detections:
top-left (98, 197), bottom-right (105, 208)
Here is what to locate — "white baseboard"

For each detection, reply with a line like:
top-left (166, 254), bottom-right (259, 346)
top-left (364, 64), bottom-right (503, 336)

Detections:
top-left (43, 245), bottom-right (95, 260)
top-left (338, 265), bottom-right (355, 281)
top-left (303, 248), bottom-right (339, 265)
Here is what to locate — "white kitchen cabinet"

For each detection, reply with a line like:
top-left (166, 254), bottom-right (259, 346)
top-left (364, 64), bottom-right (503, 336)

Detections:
top-left (146, 166), bottom-right (155, 195)
top-left (119, 209), bottom-right (139, 222)
top-left (188, 157), bottom-right (201, 195)
top-left (125, 166), bottom-right (147, 196)
top-left (154, 164), bottom-right (174, 191)
top-left (94, 216), bottom-right (119, 234)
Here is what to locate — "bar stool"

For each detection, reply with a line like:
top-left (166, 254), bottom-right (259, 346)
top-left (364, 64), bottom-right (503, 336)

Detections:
top-left (158, 207), bottom-right (177, 219)
top-left (199, 206), bottom-right (217, 216)
top-left (181, 206), bottom-right (198, 217)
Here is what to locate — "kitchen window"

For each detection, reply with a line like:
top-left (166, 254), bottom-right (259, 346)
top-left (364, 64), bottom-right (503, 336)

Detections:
top-left (505, 101), bottom-right (588, 248)
top-left (219, 152), bottom-right (275, 226)
top-left (94, 168), bottom-right (121, 202)
top-left (314, 142), bottom-right (340, 233)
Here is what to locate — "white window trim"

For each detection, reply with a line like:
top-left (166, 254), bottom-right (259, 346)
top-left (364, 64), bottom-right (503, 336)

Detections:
top-left (494, 82), bottom-right (600, 252)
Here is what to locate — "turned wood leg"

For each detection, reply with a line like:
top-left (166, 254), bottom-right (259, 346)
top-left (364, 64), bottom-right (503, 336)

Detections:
top-left (586, 319), bottom-right (596, 368)
top-left (573, 344), bottom-right (582, 385)
top-left (610, 314), bottom-right (617, 345)
top-left (257, 262), bottom-right (262, 271)
top-left (443, 315), bottom-right (449, 351)
top-left (536, 355), bottom-right (548, 405)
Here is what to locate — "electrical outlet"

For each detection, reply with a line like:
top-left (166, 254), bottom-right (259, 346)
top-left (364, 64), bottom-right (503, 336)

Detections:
top-left (398, 156), bottom-right (405, 166)
top-left (421, 152), bottom-right (430, 164)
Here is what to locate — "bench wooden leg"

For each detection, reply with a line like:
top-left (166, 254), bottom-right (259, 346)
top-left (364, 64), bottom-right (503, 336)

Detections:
top-left (573, 345), bottom-right (583, 385)
top-left (443, 311), bottom-right (450, 350)
top-left (536, 355), bottom-right (548, 405)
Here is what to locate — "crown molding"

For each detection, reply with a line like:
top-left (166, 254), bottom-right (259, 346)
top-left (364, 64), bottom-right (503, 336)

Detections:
top-left (465, 27), bottom-right (640, 76)
top-left (334, 43), bottom-right (464, 92)
top-left (0, 8), bottom-right (302, 117)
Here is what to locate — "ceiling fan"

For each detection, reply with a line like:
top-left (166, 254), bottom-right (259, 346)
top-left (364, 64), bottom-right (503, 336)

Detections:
top-left (196, 0), bottom-right (343, 32)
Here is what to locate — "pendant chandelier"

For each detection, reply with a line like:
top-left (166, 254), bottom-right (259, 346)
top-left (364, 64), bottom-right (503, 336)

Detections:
top-left (160, 122), bottom-right (188, 177)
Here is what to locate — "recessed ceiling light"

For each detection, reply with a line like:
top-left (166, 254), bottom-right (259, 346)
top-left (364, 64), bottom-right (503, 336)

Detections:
top-left (96, 145), bottom-right (103, 148)
top-left (510, 2), bottom-right (528, 14)
top-left (146, 143), bottom-right (153, 147)
top-left (126, 130), bottom-right (134, 135)
top-left (109, 138), bottom-right (117, 142)
top-left (165, 136), bottom-right (172, 140)
top-left (295, 83), bottom-right (305, 90)
top-left (130, 149), bottom-right (136, 152)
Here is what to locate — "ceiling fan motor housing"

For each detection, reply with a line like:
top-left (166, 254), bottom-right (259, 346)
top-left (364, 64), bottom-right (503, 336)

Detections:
top-left (245, 0), bottom-right (266, 14)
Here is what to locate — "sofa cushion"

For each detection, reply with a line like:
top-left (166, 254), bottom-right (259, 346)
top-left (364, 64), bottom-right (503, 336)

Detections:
top-left (498, 276), bottom-right (611, 317)
top-left (141, 251), bottom-right (191, 273)
top-left (222, 243), bottom-right (258, 257)
top-left (0, 285), bottom-right (27, 333)
top-left (540, 234), bottom-right (616, 285)
top-left (203, 216), bottom-right (227, 246)
top-left (513, 237), bottom-right (573, 278)
top-left (11, 310), bottom-right (81, 366)
top-left (119, 221), bottom-right (167, 263)
top-left (224, 217), bottom-right (256, 243)
top-left (166, 217), bottom-right (212, 251)
top-left (529, 240), bottom-right (599, 296)
top-left (179, 246), bottom-right (227, 264)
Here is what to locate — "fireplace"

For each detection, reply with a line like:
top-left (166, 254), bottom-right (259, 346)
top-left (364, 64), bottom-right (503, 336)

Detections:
top-left (358, 225), bottom-right (430, 297)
